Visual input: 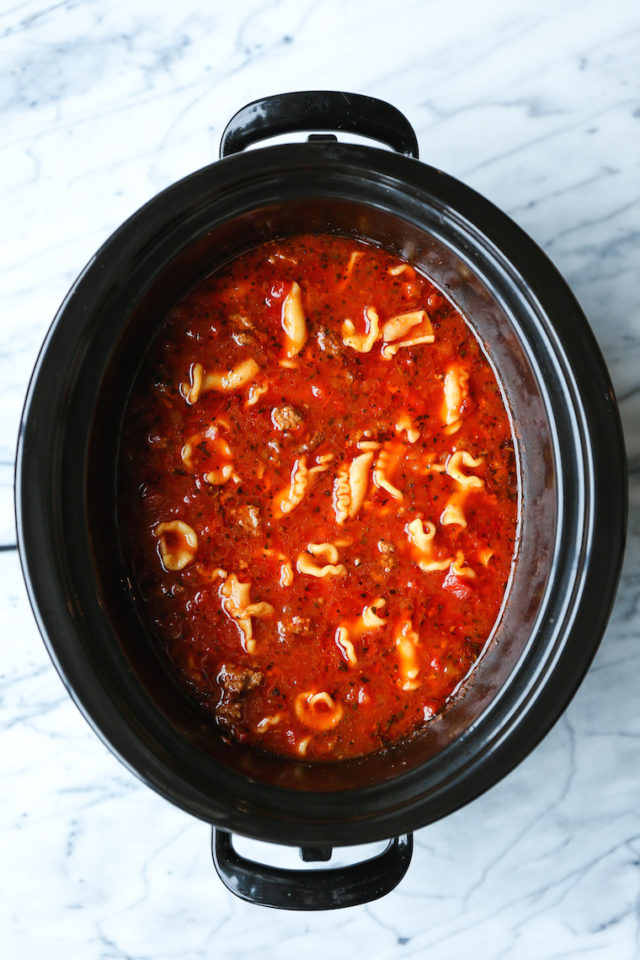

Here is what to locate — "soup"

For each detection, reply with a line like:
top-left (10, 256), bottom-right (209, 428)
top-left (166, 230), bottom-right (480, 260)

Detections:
top-left (119, 234), bottom-right (518, 761)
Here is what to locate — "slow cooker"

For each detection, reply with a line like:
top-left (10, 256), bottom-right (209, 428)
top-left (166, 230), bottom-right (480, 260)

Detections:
top-left (16, 91), bottom-right (627, 909)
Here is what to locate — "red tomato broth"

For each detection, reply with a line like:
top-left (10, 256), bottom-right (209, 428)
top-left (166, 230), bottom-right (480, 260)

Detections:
top-left (120, 234), bottom-right (518, 761)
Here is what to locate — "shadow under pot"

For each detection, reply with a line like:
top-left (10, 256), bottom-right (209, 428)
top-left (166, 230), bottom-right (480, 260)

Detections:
top-left (16, 91), bottom-right (626, 910)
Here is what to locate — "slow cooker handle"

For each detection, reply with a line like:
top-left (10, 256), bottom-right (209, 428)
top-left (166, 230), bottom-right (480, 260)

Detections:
top-left (212, 828), bottom-right (413, 910)
top-left (219, 91), bottom-right (420, 159)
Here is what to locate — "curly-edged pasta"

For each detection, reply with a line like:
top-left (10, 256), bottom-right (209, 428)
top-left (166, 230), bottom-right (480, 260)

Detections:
top-left (180, 430), bottom-right (235, 485)
top-left (335, 625), bottom-right (357, 666)
top-left (281, 281), bottom-right (308, 358)
top-left (295, 691), bottom-right (344, 731)
top-left (395, 620), bottom-right (420, 691)
top-left (155, 520), bottom-right (198, 571)
top-left (450, 550), bottom-right (476, 579)
top-left (382, 334), bottom-right (435, 359)
top-left (180, 436), bottom-right (198, 470)
top-left (446, 450), bottom-right (484, 489)
top-left (373, 444), bottom-right (404, 501)
top-left (406, 517), bottom-right (436, 552)
top-left (219, 574), bottom-right (275, 654)
top-left (256, 713), bottom-right (282, 733)
top-left (296, 551), bottom-right (346, 578)
top-left (332, 451), bottom-right (374, 523)
top-left (395, 411), bottom-right (420, 444)
top-left (440, 492), bottom-right (468, 528)
top-left (478, 547), bottom-right (494, 567)
top-left (442, 364), bottom-right (469, 427)
top-left (406, 517), bottom-right (452, 572)
top-left (182, 358), bottom-right (259, 404)
top-left (332, 463), bottom-right (351, 525)
top-left (219, 574), bottom-right (249, 621)
top-left (382, 310), bottom-right (425, 343)
top-left (339, 250), bottom-right (363, 284)
top-left (342, 306), bottom-right (380, 353)
top-left (264, 548), bottom-right (294, 587)
top-left (205, 463), bottom-right (233, 485)
top-left (246, 381), bottom-right (269, 407)
top-left (348, 450), bottom-right (374, 515)
top-left (307, 542), bottom-right (340, 564)
top-left (381, 310), bottom-right (434, 359)
top-left (217, 360), bottom-right (259, 392)
top-left (361, 598), bottom-right (387, 628)
top-left (274, 456), bottom-right (309, 517)
top-left (206, 438), bottom-right (234, 485)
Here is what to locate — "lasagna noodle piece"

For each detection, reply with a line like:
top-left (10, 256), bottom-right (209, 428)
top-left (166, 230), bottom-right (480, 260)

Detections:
top-left (373, 444), bottom-right (404, 501)
top-left (154, 520), bottom-right (198, 571)
top-left (440, 492), bottom-right (467, 528)
top-left (280, 561), bottom-right (294, 587)
top-left (335, 626), bottom-right (357, 666)
top-left (274, 456), bottom-right (309, 517)
top-left (338, 250), bottom-right (363, 285)
top-left (180, 435), bottom-right (199, 470)
top-left (360, 598), bottom-right (387, 628)
top-left (307, 542), bottom-right (339, 564)
top-left (308, 452), bottom-right (335, 476)
top-left (381, 310), bottom-right (425, 343)
top-left (205, 437), bottom-right (234, 485)
top-left (451, 550), bottom-right (476, 579)
top-left (219, 574), bottom-right (275, 654)
top-left (296, 552), bottom-right (346, 578)
top-left (342, 307), bottom-right (380, 353)
top-left (442, 365), bottom-right (469, 426)
top-left (395, 411), bottom-right (420, 444)
top-left (256, 713), bottom-right (282, 733)
top-left (181, 431), bottom-right (234, 485)
top-left (247, 381), bottom-right (269, 406)
top-left (281, 281), bottom-right (307, 358)
top-left (446, 451), bottom-right (484, 489)
top-left (295, 691), bottom-right (343, 731)
top-left (406, 517), bottom-right (436, 553)
top-left (406, 518), bottom-right (452, 572)
top-left (337, 598), bottom-right (387, 665)
top-left (395, 620), bottom-right (420, 691)
top-left (332, 451), bottom-right (374, 524)
top-left (381, 310), bottom-right (434, 359)
top-left (349, 451), bottom-right (374, 516)
top-left (182, 358), bottom-right (259, 404)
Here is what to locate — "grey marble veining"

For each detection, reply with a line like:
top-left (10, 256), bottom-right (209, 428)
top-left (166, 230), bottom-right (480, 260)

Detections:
top-left (1, 0), bottom-right (639, 956)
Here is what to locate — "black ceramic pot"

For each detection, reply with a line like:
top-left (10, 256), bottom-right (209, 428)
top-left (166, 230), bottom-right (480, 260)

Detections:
top-left (16, 92), bottom-right (627, 910)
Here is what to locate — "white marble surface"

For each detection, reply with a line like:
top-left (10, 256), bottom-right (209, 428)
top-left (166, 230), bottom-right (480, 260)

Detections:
top-left (1, 0), bottom-right (639, 955)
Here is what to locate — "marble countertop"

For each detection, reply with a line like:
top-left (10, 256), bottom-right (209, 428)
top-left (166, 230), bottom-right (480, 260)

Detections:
top-left (2, 0), bottom-right (639, 956)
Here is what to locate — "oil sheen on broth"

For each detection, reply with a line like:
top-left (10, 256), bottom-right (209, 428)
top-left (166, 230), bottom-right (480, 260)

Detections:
top-left (119, 234), bottom-right (518, 761)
